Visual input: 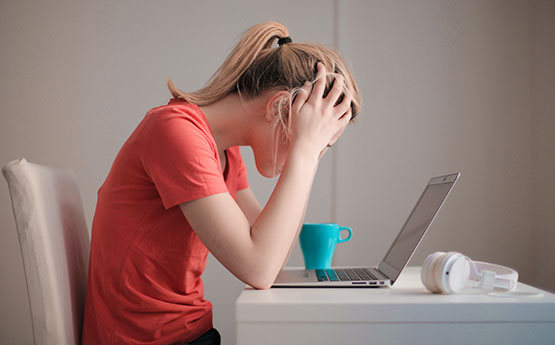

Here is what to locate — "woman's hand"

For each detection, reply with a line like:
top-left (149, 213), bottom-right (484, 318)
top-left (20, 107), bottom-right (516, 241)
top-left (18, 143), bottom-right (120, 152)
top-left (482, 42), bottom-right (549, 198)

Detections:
top-left (289, 62), bottom-right (353, 159)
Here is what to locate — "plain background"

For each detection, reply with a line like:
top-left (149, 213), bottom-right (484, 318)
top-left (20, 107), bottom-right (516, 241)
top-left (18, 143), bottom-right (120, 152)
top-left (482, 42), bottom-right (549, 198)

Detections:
top-left (1, 0), bottom-right (554, 344)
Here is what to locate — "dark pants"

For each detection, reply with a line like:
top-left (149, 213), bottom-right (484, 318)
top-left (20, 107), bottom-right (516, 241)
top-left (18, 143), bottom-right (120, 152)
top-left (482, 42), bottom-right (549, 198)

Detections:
top-left (184, 328), bottom-right (221, 345)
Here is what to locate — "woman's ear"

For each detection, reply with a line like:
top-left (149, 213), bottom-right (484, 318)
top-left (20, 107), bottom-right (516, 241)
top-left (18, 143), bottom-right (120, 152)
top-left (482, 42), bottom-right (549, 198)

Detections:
top-left (264, 91), bottom-right (290, 122)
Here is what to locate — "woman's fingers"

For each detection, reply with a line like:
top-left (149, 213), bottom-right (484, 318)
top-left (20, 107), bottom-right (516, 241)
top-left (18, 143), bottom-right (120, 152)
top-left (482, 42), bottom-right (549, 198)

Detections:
top-left (339, 108), bottom-right (353, 126)
top-left (288, 63), bottom-right (353, 157)
top-left (324, 74), bottom-right (344, 106)
top-left (308, 62), bottom-right (327, 103)
top-left (334, 94), bottom-right (352, 119)
top-left (326, 109), bottom-right (352, 147)
top-left (292, 81), bottom-right (311, 113)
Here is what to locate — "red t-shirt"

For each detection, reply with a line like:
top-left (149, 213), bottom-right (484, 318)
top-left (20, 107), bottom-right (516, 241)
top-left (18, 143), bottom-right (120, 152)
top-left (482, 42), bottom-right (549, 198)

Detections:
top-left (82, 99), bottom-right (249, 345)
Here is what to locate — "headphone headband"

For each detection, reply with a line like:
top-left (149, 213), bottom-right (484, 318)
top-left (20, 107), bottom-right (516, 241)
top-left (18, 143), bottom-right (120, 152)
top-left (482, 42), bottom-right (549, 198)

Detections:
top-left (421, 252), bottom-right (519, 294)
top-left (470, 261), bottom-right (519, 290)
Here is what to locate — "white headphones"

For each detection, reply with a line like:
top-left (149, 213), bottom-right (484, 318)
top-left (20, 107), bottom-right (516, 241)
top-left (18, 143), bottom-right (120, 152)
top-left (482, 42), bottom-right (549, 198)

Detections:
top-left (420, 251), bottom-right (519, 294)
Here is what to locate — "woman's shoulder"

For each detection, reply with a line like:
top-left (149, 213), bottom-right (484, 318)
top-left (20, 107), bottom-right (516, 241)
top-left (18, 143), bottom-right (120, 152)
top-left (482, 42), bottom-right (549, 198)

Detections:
top-left (132, 99), bottom-right (214, 152)
top-left (144, 99), bottom-right (210, 132)
top-left (147, 98), bottom-right (202, 118)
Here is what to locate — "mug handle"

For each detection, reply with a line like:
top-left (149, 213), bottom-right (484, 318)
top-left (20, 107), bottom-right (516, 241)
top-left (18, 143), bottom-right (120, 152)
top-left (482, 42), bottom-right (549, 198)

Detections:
top-left (338, 227), bottom-right (352, 243)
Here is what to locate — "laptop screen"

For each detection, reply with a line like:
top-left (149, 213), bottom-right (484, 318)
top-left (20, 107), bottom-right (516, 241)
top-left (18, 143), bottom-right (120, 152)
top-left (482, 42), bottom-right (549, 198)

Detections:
top-left (378, 174), bottom-right (458, 283)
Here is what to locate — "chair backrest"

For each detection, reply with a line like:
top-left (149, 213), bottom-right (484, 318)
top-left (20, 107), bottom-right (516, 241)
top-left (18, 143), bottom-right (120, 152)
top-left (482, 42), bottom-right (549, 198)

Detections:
top-left (2, 158), bottom-right (90, 345)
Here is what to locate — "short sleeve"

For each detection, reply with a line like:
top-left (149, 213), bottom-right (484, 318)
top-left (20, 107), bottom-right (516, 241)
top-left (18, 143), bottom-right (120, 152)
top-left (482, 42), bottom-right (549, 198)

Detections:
top-left (141, 112), bottom-right (228, 210)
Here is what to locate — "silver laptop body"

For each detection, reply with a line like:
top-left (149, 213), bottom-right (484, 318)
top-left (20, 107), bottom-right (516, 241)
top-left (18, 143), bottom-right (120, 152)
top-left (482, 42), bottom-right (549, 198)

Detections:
top-left (272, 173), bottom-right (460, 288)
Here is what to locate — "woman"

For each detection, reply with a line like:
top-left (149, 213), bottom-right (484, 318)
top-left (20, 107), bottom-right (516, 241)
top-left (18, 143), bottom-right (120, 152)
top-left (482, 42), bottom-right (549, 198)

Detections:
top-left (82, 21), bottom-right (361, 345)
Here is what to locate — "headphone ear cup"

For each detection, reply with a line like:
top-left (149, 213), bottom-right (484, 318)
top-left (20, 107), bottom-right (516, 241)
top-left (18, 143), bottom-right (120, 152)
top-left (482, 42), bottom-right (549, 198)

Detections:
top-left (445, 256), bottom-right (471, 293)
top-left (421, 252), bottom-right (445, 293)
top-left (433, 252), bottom-right (459, 294)
top-left (434, 252), bottom-right (472, 294)
top-left (421, 252), bottom-right (437, 292)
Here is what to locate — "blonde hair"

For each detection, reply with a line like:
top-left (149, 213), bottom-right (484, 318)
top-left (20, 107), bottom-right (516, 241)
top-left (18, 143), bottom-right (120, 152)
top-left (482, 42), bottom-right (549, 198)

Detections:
top-left (168, 21), bottom-right (361, 118)
top-left (168, 22), bottom-right (362, 175)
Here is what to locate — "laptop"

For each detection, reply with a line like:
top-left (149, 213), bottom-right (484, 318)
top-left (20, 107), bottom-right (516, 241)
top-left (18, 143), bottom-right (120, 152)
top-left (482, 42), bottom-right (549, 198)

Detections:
top-left (272, 173), bottom-right (460, 288)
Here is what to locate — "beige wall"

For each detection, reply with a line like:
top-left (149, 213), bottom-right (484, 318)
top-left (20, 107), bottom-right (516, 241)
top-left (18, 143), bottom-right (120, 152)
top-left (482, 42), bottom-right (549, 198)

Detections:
top-left (335, 0), bottom-right (536, 283)
top-left (531, 0), bottom-right (555, 293)
top-left (0, 0), bottom-right (553, 344)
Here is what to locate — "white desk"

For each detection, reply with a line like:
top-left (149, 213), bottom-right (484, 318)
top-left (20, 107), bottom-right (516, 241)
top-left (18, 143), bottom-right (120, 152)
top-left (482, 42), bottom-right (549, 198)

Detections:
top-left (236, 267), bottom-right (555, 345)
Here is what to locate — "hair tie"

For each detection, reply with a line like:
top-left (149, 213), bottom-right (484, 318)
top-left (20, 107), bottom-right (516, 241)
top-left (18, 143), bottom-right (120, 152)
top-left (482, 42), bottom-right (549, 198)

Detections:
top-left (277, 36), bottom-right (293, 46)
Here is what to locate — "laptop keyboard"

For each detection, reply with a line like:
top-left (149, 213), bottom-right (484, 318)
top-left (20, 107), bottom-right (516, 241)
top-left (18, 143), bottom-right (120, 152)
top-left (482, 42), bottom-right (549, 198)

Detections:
top-left (315, 268), bottom-right (379, 282)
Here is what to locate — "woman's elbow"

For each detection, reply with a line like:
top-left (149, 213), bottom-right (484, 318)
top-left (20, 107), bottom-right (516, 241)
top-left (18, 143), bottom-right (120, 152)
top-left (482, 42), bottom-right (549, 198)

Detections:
top-left (242, 268), bottom-right (278, 290)
top-left (250, 281), bottom-right (272, 290)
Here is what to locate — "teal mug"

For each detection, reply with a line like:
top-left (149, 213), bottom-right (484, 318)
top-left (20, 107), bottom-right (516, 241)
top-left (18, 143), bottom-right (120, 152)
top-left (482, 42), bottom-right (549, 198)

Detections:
top-left (299, 223), bottom-right (353, 269)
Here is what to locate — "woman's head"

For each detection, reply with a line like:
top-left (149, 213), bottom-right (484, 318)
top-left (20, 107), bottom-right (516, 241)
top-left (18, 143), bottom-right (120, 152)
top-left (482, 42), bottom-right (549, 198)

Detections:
top-left (168, 21), bottom-right (361, 176)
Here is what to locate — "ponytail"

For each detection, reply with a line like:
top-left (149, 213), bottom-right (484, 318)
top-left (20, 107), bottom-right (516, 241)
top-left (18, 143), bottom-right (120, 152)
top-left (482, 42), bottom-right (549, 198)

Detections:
top-left (168, 22), bottom-right (288, 106)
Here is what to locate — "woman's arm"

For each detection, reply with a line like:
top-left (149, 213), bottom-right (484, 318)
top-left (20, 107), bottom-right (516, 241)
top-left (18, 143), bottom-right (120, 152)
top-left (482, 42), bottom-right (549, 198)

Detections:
top-left (235, 188), bottom-right (262, 227)
top-left (180, 63), bottom-right (352, 289)
top-left (180, 147), bottom-right (318, 289)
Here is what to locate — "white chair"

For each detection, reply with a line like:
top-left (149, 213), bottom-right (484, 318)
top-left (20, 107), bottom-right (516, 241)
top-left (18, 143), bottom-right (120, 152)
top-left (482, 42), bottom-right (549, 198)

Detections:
top-left (2, 158), bottom-right (90, 345)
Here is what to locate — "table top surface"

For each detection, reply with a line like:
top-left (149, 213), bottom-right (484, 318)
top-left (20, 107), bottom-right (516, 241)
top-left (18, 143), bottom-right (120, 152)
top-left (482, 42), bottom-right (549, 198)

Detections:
top-left (236, 267), bottom-right (555, 323)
